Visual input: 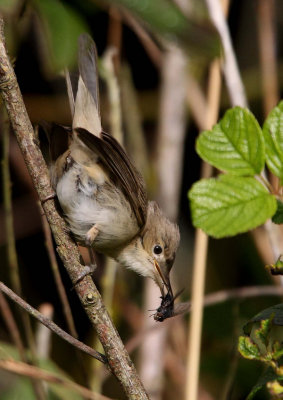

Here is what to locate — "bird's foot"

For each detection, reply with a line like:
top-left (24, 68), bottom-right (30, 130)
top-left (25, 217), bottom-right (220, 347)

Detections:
top-left (73, 263), bottom-right (97, 287)
top-left (41, 192), bottom-right (56, 203)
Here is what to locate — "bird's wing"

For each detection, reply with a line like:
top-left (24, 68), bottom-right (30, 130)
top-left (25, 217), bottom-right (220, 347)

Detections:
top-left (39, 121), bottom-right (71, 162)
top-left (72, 33), bottom-right (102, 137)
top-left (76, 127), bottom-right (148, 228)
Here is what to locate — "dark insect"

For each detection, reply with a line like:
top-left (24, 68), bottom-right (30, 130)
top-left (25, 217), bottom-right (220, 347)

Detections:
top-left (153, 289), bottom-right (188, 322)
top-left (154, 292), bottom-right (175, 322)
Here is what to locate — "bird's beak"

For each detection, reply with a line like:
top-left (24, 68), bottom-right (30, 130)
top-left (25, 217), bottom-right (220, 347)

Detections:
top-left (154, 260), bottom-right (173, 298)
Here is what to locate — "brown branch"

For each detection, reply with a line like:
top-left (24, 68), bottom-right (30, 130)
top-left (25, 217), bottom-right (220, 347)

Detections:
top-left (0, 358), bottom-right (112, 400)
top-left (0, 18), bottom-right (148, 399)
top-left (0, 281), bottom-right (107, 364)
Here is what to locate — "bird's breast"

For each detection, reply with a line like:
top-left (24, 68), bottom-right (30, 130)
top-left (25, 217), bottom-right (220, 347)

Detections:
top-left (55, 158), bottom-right (140, 254)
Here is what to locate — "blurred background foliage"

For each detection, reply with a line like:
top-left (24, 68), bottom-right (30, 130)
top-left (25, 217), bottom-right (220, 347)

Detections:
top-left (0, 0), bottom-right (282, 399)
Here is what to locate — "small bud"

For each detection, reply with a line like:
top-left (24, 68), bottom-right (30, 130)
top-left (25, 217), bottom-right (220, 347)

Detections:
top-left (85, 292), bottom-right (96, 304)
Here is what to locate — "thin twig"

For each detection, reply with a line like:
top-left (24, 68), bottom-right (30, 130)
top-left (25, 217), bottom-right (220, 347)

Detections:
top-left (0, 281), bottom-right (107, 364)
top-left (204, 284), bottom-right (283, 307)
top-left (139, 37), bottom-right (188, 398)
top-left (206, 0), bottom-right (247, 107)
top-left (1, 111), bottom-right (46, 400)
top-left (40, 207), bottom-right (89, 388)
top-left (0, 17), bottom-right (149, 399)
top-left (129, 285), bottom-right (283, 350)
top-left (100, 47), bottom-right (123, 144)
top-left (35, 303), bottom-right (53, 359)
top-left (220, 303), bottom-right (239, 400)
top-left (40, 207), bottom-right (78, 338)
top-left (0, 291), bottom-right (26, 361)
top-left (257, 0), bottom-right (279, 116)
top-left (185, 41), bottom-right (223, 400)
top-left (1, 115), bottom-right (21, 295)
top-left (107, 7), bottom-right (122, 72)
top-left (121, 9), bottom-right (162, 69)
top-left (0, 358), bottom-right (112, 400)
top-left (185, 230), bottom-right (209, 400)
top-left (120, 63), bottom-right (149, 175)
top-left (156, 43), bottom-right (187, 219)
top-left (257, 0), bottom-right (279, 191)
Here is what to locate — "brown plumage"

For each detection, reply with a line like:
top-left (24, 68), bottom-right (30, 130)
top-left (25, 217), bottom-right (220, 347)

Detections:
top-left (47, 33), bottom-right (180, 320)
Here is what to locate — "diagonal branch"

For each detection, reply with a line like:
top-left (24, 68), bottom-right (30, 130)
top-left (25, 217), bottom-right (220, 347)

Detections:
top-left (0, 281), bottom-right (106, 364)
top-left (0, 17), bottom-right (148, 400)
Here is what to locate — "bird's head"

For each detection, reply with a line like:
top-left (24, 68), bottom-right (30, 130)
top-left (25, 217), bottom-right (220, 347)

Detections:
top-left (117, 201), bottom-right (180, 298)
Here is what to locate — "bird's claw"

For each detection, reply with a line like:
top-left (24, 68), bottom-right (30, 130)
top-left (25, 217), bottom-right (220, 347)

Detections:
top-left (73, 263), bottom-right (97, 287)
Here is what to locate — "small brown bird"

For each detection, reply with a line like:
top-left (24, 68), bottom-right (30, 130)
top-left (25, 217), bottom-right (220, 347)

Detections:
top-left (46, 34), bottom-right (180, 314)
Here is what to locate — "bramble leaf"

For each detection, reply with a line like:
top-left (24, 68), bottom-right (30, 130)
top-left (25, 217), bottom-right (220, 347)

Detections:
top-left (196, 107), bottom-right (264, 176)
top-left (272, 200), bottom-right (283, 224)
top-left (188, 175), bottom-right (276, 238)
top-left (238, 336), bottom-right (261, 360)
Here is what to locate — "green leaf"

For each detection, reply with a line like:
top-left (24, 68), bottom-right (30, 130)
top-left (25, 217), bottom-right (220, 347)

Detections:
top-left (255, 318), bottom-right (273, 347)
top-left (196, 107), bottom-right (265, 176)
top-left (33, 0), bottom-right (88, 72)
top-left (263, 101), bottom-right (283, 184)
top-left (238, 336), bottom-right (261, 360)
top-left (188, 175), bottom-right (276, 238)
top-left (272, 200), bottom-right (283, 224)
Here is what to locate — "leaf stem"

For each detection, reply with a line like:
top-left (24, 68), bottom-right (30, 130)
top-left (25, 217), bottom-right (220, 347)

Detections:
top-left (259, 174), bottom-right (274, 193)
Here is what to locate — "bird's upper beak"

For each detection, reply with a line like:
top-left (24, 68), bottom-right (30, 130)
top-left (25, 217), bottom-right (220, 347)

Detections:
top-left (154, 260), bottom-right (173, 298)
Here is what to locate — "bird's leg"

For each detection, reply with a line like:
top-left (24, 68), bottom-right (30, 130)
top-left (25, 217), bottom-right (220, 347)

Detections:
top-left (74, 247), bottom-right (97, 285)
top-left (85, 225), bottom-right (99, 275)
top-left (85, 224), bottom-right (99, 246)
top-left (74, 225), bottom-right (99, 285)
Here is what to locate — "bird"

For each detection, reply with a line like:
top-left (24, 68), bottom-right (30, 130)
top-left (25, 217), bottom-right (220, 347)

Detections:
top-left (45, 33), bottom-right (180, 315)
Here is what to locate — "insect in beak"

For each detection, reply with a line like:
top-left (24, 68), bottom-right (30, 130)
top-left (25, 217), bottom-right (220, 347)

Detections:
top-left (153, 288), bottom-right (185, 322)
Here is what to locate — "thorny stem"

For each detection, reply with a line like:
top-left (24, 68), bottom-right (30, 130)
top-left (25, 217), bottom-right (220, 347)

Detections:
top-left (0, 18), bottom-right (149, 400)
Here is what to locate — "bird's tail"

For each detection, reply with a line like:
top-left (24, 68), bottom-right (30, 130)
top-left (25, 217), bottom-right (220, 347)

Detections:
top-left (66, 33), bottom-right (102, 138)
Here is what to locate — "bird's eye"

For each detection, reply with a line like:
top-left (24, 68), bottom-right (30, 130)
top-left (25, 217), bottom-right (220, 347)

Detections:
top-left (153, 245), bottom-right (163, 255)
